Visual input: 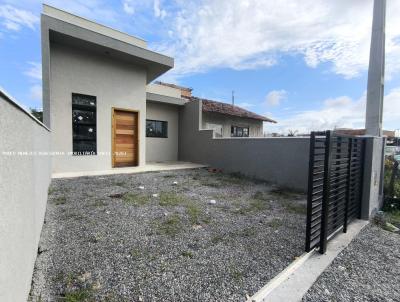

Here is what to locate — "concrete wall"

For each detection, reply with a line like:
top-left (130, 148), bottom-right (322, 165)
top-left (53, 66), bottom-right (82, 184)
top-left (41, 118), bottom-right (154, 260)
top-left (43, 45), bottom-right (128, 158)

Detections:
top-left (0, 92), bottom-right (51, 302)
top-left (202, 111), bottom-right (264, 137)
top-left (179, 101), bottom-right (309, 191)
top-left (146, 101), bottom-right (179, 162)
top-left (50, 42), bottom-right (147, 173)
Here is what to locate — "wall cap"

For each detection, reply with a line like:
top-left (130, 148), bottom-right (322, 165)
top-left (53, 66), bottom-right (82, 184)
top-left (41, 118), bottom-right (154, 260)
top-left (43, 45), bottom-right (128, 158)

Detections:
top-left (0, 87), bottom-right (50, 132)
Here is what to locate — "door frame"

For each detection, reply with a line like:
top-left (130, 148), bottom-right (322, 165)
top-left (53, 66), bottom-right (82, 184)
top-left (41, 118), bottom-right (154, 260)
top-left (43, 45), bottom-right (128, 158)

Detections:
top-left (111, 107), bottom-right (140, 168)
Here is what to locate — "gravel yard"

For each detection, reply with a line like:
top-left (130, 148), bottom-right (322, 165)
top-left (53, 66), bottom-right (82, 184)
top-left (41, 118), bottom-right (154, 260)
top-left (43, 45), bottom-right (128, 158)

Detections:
top-left (30, 168), bottom-right (306, 302)
top-left (303, 224), bottom-right (400, 302)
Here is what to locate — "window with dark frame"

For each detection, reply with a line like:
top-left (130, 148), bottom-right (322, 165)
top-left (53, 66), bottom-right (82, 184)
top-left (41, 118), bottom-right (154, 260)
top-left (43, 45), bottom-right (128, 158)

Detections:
top-left (231, 126), bottom-right (249, 137)
top-left (72, 93), bottom-right (97, 155)
top-left (146, 120), bottom-right (168, 138)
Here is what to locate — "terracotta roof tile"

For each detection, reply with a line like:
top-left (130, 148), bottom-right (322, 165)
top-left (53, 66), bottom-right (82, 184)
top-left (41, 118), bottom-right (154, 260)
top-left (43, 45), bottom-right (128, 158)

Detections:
top-left (192, 97), bottom-right (276, 123)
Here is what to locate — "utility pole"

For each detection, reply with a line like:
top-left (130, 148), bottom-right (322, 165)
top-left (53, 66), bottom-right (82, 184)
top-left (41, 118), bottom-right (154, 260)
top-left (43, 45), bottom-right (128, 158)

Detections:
top-left (365, 0), bottom-right (386, 137)
top-left (232, 90), bottom-right (235, 106)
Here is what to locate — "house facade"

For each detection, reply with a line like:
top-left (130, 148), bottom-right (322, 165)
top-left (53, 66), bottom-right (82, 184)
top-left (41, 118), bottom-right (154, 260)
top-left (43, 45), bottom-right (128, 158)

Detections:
top-left (42, 5), bottom-right (275, 174)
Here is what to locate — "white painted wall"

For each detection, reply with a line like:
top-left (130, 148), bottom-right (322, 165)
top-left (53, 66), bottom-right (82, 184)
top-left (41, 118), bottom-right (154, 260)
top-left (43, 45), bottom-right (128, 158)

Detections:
top-left (202, 111), bottom-right (263, 137)
top-left (50, 42), bottom-right (147, 173)
top-left (146, 101), bottom-right (179, 162)
top-left (0, 94), bottom-right (51, 302)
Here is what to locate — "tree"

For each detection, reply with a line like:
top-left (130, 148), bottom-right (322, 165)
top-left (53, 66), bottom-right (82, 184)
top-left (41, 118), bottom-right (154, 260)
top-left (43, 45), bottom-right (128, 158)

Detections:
top-left (30, 108), bottom-right (43, 122)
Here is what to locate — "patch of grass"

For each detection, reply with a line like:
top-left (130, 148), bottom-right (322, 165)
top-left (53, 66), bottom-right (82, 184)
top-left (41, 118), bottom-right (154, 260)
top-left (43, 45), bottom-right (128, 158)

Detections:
top-left (162, 174), bottom-right (175, 178)
top-left (112, 181), bottom-right (126, 187)
top-left (230, 266), bottom-right (244, 281)
top-left (122, 193), bottom-right (150, 206)
top-left (159, 192), bottom-right (186, 206)
top-left (92, 200), bottom-right (107, 207)
top-left (186, 202), bottom-right (201, 224)
top-left (267, 218), bottom-right (283, 229)
top-left (156, 214), bottom-right (183, 236)
top-left (236, 226), bottom-right (257, 238)
top-left (269, 187), bottom-right (301, 199)
top-left (387, 210), bottom-right (400, 225)
top-left (233, 192), bottom-right (270, 214)
top-left (53, 196), bottom-right (66, 205)
top-left (48, 187), bottom-right (55, 195)
top-left (210, 235), bottom-right (224, 245)
top-left (181, 251), bottom-right (193, 258)
top-left (130, 248), bottom-right (142, 259)
top-left (62, 288), bottom-right (92, 302)
top-left (282, 201), bottom-right (307, 215)
top-left (199, 179), bottom-right (224, 188)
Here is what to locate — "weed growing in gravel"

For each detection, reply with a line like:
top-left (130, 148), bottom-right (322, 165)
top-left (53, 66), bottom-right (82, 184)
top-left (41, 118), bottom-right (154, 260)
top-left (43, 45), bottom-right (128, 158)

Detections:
top-left (159, 192), bottom-right (186, 206)
top-left (162, 174), bottom-right (175, 178)
top-left (233, 192), bottom-right (270, 214)
top-left (92, 200), bottom-right (108, 207)
top-left (210, 235), bottom-right (224, 245)
top-left (236, 226), bottom-right (257, 238)
top-left (268, 218), bottom-right (283, 229)
top-left (62, 288), bottom-right (92, 302)
top-left (186, 202), bottom-right (201, 224)
top-left (53, 196), bottom-right (66, 205)
top-left (130, 248), bottom-right (142, 259)
top-left (281, 200), bottom-right (306, 215)
top-left (199, 179), bottom-right (224, 188)
top-left (112, 181), bottom-right (126, 187)
top-left (181, 251), bottom-right (194, 258)
top-left (230, 266), bottom-right (244, 281)
top-left (156, 214), bottom-right (183, 236)
top-left (122, 193), bottom-right (150, 206)
top-left (48, 187), bottom-right (55, 195)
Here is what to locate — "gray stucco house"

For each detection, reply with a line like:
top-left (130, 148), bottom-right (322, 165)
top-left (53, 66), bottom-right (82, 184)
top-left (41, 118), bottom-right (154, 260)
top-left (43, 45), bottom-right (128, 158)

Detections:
top-left (41, 5), bottom-right (275, 174)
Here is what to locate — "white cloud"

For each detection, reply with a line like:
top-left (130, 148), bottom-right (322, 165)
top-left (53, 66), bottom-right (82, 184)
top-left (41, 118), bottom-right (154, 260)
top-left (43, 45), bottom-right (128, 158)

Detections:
top-left (123, 0), bottom-right (135, 15)
top-left (153, 0), bottom-right (166, 19)
top-left (24, 62), bottom-right (42, 80)
top-left (266, 88), bottom-right (400, 135)
top-left (154, 0), bottom-right (400, 79)
top-left (29, 84), bottom-right (42, 102)
top-left (0, 4), bottom-right (39, 31)
top-left (265, 90), bottom-right (287, 107)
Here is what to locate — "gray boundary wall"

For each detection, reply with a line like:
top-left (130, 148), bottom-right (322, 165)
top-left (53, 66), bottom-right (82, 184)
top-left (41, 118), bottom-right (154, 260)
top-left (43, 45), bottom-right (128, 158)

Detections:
top-left (0, 90), bottom-right (51, 301)
top-left (178, 100), bottom-right (310, 191)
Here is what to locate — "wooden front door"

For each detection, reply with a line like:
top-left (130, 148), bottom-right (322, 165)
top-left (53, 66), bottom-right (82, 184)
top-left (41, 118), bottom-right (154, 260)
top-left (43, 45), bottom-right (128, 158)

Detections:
top-left (112, 108), bottom-right (139, 167)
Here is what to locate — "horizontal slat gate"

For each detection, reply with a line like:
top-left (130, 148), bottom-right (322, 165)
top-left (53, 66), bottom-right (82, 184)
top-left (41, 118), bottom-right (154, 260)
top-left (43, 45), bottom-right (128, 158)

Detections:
top-left (305, 131), bottom-right (365, 253)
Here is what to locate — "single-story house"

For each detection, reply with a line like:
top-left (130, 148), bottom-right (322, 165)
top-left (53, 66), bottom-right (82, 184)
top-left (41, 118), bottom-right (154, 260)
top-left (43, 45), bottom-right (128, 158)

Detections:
top-left (41, 5), bottom-right (276, 174)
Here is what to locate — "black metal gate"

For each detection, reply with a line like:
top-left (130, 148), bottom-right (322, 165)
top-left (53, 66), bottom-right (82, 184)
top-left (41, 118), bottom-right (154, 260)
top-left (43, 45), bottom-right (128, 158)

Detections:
top-left (305, 130), bottom-right (365, 254)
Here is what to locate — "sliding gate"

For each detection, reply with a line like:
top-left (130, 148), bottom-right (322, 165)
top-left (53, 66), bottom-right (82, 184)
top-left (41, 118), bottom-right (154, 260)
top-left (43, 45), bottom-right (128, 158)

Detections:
top-left (305, 131), bottom-right (365, 254)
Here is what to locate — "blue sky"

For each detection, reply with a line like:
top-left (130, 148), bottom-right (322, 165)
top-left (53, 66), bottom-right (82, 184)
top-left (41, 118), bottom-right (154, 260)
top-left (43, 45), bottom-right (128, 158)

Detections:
top-left (1, 0), bottom-right (400, 134)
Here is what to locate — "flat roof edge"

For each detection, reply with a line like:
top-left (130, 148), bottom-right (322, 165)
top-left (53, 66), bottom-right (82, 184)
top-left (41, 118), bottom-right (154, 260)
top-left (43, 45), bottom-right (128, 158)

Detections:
top-left (42, 14), bottom-right (174, 68)
top-left (146, 92), bottom-right (188, 106)
top-left (42, 4), bottom-right (147, 48)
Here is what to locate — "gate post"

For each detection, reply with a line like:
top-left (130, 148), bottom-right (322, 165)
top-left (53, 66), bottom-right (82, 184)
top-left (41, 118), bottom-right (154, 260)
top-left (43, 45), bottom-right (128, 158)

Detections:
top-left (360, 136), bottom-right (385, 219)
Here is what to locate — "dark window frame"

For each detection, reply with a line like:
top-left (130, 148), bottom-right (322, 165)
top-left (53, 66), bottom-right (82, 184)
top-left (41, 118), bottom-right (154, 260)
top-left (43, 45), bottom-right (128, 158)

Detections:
top-left (72, 93), bottom-right (97, 156)
top-left (231, 125), bottom-right (250, 137)
top-left (146, 119), bottom-right (168, 138)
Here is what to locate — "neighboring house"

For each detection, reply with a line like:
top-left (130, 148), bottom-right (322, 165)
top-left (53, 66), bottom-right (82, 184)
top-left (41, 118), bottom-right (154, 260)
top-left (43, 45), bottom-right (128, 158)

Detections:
top-left (155, 82), bottom-right (276, 138)
top-left (199, 98), bottom-right (276, 138)
top-left (41, 5), bottom-right (276, 174)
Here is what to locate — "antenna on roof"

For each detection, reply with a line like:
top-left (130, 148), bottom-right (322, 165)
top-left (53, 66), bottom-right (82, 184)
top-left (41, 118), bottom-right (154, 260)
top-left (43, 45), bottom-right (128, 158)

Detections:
top-left (232, 90), bottom-right (235, 106)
